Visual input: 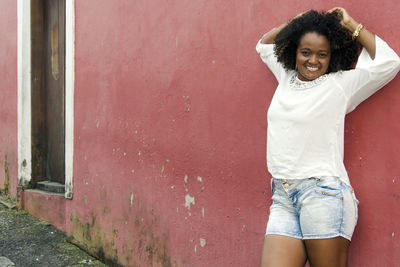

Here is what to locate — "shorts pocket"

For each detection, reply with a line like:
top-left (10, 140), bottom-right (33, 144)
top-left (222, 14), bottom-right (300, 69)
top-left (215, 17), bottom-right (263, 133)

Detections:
top-left (343, 183), bottom-right (360, 220)
top-left (314, 177), bottom-right (343, 199)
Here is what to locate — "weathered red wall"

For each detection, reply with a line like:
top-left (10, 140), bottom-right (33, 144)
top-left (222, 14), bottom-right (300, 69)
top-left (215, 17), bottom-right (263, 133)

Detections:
top-left (66, 1), bottom-right (400, 266)
top-left (1, 0), bottom-right (398, 266)
top-left (0, 1), bottom-right (17, 199)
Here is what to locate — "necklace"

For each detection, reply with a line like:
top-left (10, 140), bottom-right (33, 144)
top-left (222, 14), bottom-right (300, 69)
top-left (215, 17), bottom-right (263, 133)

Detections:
top-left (289, 73), bottom-right (329, 90)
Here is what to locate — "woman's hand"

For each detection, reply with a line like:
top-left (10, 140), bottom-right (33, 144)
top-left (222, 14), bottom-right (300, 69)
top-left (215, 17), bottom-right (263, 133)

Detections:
top-left (328, 7), bottom-right (357, 31)
top-left (329, 7), bottom-right (376, 59)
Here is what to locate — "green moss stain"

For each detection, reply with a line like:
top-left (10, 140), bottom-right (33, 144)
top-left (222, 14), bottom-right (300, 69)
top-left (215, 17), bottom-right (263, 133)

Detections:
top-left (69, 215), bottom-right (119, 266)
top-left (1, 154), bottom-right (10, 195)
top-left (112, 228), bottom-right (118, 237)
top-left (132, 215), bottom-right (175, 267)
top-left (68, 195), bottom-right (179, 266)
top-left (16, 210), bottom-right (28, 215)
top-left (34, 220), bottom-right (51, 226)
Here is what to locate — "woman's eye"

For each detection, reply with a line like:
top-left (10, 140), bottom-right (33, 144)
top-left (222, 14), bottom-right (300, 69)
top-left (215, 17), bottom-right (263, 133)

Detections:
top-left (301, 51), bottom-right (309, 56)
top-left (319, 53), bottom-right (327, 58)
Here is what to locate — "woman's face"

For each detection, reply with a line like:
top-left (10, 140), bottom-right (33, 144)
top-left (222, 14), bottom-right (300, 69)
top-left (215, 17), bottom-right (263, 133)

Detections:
top-left (296, 32), bottom-right (331, 81)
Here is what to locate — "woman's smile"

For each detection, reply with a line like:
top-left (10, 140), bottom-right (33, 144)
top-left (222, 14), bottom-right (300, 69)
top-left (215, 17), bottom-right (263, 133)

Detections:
top-left (306, 66), bottom-right (319, 72)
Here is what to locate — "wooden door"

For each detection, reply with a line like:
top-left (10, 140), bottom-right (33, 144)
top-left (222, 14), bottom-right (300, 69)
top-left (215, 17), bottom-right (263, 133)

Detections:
top-left (31, 0), bottom-right (65, 186)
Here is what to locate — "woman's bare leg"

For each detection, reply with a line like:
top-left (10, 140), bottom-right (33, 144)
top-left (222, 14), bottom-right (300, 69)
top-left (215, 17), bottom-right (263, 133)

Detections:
top-left (305, 237), bottom-right (350, 267)
top-left (261, 234), bottom-right (307, 267)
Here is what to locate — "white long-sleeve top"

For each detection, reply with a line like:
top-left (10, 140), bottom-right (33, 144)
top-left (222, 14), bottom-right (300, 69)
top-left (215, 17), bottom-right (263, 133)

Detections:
top-left (256, 36), bottom-right (400, 185)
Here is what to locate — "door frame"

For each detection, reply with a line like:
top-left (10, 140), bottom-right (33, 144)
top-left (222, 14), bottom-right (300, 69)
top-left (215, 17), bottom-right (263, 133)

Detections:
top-left (17, 0), bottom-right (75, 199)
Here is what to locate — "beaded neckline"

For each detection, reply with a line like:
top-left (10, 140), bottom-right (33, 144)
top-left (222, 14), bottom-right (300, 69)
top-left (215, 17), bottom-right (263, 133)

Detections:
top-left (289, 73), bottom-right (329, 90)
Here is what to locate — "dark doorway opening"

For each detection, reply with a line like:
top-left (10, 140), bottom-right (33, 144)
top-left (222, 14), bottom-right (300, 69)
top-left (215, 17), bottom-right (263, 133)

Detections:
top-left (31, 0), bottom-right (66, 193)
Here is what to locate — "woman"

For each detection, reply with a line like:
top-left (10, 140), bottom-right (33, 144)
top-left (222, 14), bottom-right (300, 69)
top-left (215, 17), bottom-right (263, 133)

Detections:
top-left (256, 7), bottom-right (400, 267)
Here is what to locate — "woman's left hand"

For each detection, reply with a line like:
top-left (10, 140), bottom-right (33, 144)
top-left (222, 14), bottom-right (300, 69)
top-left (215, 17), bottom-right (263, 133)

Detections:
top-left (328, 7), bottom-right (355, 31)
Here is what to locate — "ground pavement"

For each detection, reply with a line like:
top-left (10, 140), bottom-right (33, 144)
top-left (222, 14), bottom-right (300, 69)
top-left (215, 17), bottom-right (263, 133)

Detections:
top-left (0, 194), bottom-right (107, 267)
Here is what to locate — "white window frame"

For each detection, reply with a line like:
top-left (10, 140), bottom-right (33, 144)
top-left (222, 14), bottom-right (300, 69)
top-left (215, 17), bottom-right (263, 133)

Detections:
top-left (17, 0), bottom-right (75, 199)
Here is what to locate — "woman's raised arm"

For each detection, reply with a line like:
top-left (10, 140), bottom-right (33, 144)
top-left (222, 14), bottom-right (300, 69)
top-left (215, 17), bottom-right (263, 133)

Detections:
top-left (260, 23), bottom-right (289, 44)
top-left (329, 7), bottom-right (376, 59)
top-left (260, 11), bottom-right (308, 44)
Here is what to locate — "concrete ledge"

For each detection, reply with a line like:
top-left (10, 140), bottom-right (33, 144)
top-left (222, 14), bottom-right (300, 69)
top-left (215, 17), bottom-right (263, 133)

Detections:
top-left (22, 189), bottom-right (67, 231)
top-left (36, 181), bottom-right (65, 194)
top-left (0, 194), bottom-right (16, 210)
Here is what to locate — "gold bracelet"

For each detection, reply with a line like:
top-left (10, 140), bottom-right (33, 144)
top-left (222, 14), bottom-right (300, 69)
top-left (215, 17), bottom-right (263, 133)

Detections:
top-left (352, 23), bottom-right (364, 40)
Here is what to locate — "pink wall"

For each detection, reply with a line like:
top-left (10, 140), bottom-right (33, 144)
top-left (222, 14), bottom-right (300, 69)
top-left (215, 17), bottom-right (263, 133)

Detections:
top-left (0, 1), bottom-right (17, 199)
top-left (0, 0), bottom-right (398, 266)
top-left (68, 1), bottom-right (400, 266)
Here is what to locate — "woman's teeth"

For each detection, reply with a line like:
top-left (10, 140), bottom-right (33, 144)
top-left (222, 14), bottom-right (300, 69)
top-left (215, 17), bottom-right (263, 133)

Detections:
top-left (306, 66), bottom-right (319, 72)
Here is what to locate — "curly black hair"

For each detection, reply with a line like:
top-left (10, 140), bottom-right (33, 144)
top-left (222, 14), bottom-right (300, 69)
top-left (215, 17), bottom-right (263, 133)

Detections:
top-left (274, 10), bottom-right (361, 73)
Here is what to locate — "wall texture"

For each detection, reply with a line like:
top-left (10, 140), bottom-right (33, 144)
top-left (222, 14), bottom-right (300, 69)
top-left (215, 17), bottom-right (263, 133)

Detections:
top-left (0, 1), bottom-right (17, 199)
top-left (3, 0), bottom-right (400, 266)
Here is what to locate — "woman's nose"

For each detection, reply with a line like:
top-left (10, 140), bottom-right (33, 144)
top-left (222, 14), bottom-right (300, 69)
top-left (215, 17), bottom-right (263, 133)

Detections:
top-left (309, 54), bottom-right (318, 64)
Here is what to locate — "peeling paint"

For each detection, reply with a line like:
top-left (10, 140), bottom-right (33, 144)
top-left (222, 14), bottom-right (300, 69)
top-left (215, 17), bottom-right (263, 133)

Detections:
top-left (184, 174), bottom-right (188, 184)
top-left (202, 208), bottom-right (205, 218)
top-left (184, 194), bottom-right (195, 210)
top-left (130, 193), bottom-right (134, 207)
top-left (65, 181), bottom-right (73, 199)
top-left (197, 176), bottom-right (202, 182)
top-left (200, 238), bottom-right (206, 247)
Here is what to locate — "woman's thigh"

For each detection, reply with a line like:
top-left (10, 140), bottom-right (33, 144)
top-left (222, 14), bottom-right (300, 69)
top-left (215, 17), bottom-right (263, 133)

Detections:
top-left (260, 234), bottom-right (307, 267)
top-left (305, 237), bottom-right (350, 267)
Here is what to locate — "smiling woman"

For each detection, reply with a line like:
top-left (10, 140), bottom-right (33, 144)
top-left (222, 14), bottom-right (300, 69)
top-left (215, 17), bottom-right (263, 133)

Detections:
top-left (256, 8), bottom-right (400, 267)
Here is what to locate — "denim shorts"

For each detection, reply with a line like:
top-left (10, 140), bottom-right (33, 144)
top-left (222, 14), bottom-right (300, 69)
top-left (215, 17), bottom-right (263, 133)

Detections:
top-left (266, 176), bottom-right (359, 241)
